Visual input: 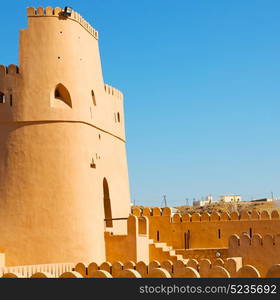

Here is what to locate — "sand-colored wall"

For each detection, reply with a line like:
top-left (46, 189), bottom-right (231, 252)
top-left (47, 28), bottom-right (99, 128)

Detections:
top-left (0, 7), bottom-right (131, 265)
top-left (0, 262), bottom-right (74, 278)
top-left (105, 216), bottom-right (150, 264)
top-left (228, 233), bottom-right (280, 277)
top-left (132, 208), bottom-right (280, 250)
top-left (176, 248), bottom-right (229, 260)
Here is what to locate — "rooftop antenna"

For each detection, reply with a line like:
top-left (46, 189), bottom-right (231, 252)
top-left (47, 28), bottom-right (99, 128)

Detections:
top-left (161, 195), bottom-right (167, 207)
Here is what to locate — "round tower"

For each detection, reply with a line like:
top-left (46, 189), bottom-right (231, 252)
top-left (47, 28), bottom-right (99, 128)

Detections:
top-left (0, 7), bottom-right (131, 266)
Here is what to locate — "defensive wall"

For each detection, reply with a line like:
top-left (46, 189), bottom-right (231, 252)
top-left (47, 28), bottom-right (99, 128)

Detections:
top-left (3, 259), bottom-right (280, 278)
top-left (132, 207), bottom-right (280, 250)
top-left (229, 233), bottom-right (280, 277)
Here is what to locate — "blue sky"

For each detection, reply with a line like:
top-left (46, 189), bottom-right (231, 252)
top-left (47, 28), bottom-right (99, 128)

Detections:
top-left (1, 1), bottom-right (280, 206)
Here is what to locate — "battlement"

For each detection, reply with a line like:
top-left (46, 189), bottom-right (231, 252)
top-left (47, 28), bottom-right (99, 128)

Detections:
top-left (229, 233), bottom-right (280, 248)
top-left (132, 207), bottom-right (279, 222)
top-left (0, 262), bottom-right (74, 278)
top-left (26, 7), bottom-right (98, 40)
top-left (104, 84), bottom-right (124, 101)
top-left (0, 64), bottom-right (20, 109)
top-left (0, 64), bottom-right (20, 76)
top-left (229, 233), bottom-right (280, 276)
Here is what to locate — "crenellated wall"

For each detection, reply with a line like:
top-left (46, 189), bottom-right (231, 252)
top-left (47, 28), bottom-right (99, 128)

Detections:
top-left (228, 233), bottom-right (280, 277)
top-left (0, 262), bottom-right (74, 278)
top-left (27, 6), bottom-right (98, 39)
top-left (71, 258), bottom-right (278, 278)
top-left (104, 84), bottom-right (123, 100)
top-left (4, 261), bottom-right (280, 278)
top-left (104, 83), bottom-right (125, 133)
top-left (132, 207), bottom-right (280, 250)
top-left (0, 64), bottom-right (20, 122)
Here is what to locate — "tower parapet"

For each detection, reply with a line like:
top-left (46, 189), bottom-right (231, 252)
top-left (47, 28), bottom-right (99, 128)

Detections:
top-left (0, 64), bottom-right (19, 75)
top-left (27, 7), bottom-right (98, 39)
top-left (104, 84), bottom-right (124, 101)
top-left (0, 64), bottom-right (20, 121)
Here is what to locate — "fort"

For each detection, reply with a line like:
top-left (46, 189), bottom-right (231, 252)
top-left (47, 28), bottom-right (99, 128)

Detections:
top-left (0, 6), bottom-right (280, 278)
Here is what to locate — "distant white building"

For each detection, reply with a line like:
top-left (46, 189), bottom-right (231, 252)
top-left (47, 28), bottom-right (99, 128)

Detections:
top-left (193, 195), bottom-right (213, 207)
top-left (220, 195), bottom-right (241, 203)
top-left (250, 198), bottom-right (273, 203)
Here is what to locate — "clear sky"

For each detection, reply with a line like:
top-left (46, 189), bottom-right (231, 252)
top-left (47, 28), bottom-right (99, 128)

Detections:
top-left (1, 1), bottom-right (280, 207)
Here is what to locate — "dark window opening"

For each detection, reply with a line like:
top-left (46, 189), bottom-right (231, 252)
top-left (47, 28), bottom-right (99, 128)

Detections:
top-left (10, 94), bottom-right (12, 106)
top-left (185, 230), bottom-right (190, 249)
top-left (156, 230), bottom-right (160, 242)
top-left (117, 112), bottom-right (120, 122)
top-left (103, 178), bottom-right (113, 228)
top-left (91, 90), bottom-right (96, 106)
top-left (249, 228), bottom-right (252, 238)
top-left (0, 92), bottom-right (5, 104)
top-left (218, 229), bottom-right (221, 239)
top-left (54, 83), bottom-right (72, 107)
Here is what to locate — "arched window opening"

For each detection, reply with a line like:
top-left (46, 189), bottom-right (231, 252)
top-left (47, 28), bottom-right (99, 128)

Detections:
top-left (51, 83), bottom-right (72, 108)
top-left (91, 90), bottom-right (96, 106)
top-left (117, 112), bottom-right (120, 123)
top-left (103, 178), bottom-right (113, 228)
top-left (0, 92), bottom-right (5, 104)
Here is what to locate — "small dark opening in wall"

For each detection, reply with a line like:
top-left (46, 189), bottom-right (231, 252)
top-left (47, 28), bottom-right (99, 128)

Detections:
top-left (98, 134), bottom-right (101, 140)
top-left (218, 229), bottom-right (221, 239)
top-left (58, 56), bottom-right (61, 59)
top-left (156, 230), bottom-right (160, 242)
top-left (187, 230), bottom-right (190, 249)
top-left (103, 178), bottom-right (113, 228)
top-left (90, 158), bottom-right (96, 169)
top-left (0, 92), bottom-right (5, 103)
top-left (249, 228), bottom-right (252, 238)
top-left (117, 112), bottom-right (120, 122)
top-left (184, 232), bottom-right (187, 249)
top-left (10, 94), bottom-right (12, 106)
top-left (91, 90), bottom-right (96, 106)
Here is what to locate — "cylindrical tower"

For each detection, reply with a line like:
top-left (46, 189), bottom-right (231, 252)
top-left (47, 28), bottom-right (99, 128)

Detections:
top-left (0, 7), bottom-right (131, 266)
